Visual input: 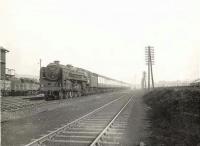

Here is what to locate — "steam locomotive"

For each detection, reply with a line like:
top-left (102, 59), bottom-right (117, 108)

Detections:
top-left (40, 61), bottom-right (130, 100)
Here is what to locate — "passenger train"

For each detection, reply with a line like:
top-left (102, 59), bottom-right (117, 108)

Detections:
top-left (40, 61), bottom-right (130, 100)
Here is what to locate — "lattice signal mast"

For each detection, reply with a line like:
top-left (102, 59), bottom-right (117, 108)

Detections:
top-left (145, 46), bottom-right (155, 90)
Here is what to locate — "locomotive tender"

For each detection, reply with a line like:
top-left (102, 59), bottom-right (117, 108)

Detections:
top-left (40, 61), bottom-right (130, 99)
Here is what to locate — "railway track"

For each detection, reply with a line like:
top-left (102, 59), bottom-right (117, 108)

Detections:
top-left (1, 97), bottom-right (82, 112)
top-left (24, 95), bottom-right (133, 146)
top-left (1, 92), bottom-right (124, 112)
top-left (1, 96), bottom-right (46, 112)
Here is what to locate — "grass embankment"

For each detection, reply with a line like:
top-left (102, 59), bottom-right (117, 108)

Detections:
top-left (143, 88), bottom-right (200, 146)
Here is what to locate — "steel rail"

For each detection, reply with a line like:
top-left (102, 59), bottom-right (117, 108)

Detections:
top-left (3, 92), bottom-right (119, 112)
top-left (24, 96), bottom-right (124, 146)
top-left (90, 96), bottom-right (133, 146)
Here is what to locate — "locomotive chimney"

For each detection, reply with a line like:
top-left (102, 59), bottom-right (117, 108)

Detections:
top-left (54, 60), bottom-right (60, 64)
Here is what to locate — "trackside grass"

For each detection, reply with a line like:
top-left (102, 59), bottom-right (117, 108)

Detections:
top-left (143, 88), bottom-right (200, 146)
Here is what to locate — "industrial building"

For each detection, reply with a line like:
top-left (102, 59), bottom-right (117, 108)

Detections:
top-left (0, 46), bottom-right (9, 80)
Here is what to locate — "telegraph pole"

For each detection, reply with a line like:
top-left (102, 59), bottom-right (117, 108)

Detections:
top-left (39, 59), bottom-right (41, 89)
top-left (148, 58), bottom-right (150, 90)
top-left (145, 46), bottom-right (155, 90)
top-left (149, 47), bottom-right (154, 88)
top-left (40, 59), bottom-right (41, 70)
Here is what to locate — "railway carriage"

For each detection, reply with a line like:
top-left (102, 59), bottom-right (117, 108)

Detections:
top-left (40, 61), bottom-right (130, 100)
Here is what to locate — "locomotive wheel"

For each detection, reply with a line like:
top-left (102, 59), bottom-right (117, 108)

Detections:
top-left (69, 91), bottom-right (73, 98)
top-left (54, 96), bottom-right (58, 100)
top-left (74, 92), bottom-right (77, 97)
top-left (59, 91), bottom-right (63, 99)
top-left (45, 96), bottom-right (49, 101)
top-left (63, 93), bottom-right (66, 99)
top-left (66, 92), bottom-right (69, 98)
top-left (78, 92), bottom-right (81, 97)
top-left (72, 92), bottom-right (75, 98)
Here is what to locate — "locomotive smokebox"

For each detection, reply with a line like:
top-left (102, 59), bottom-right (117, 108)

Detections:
top-left (54, 61), bottom-right (60, 65)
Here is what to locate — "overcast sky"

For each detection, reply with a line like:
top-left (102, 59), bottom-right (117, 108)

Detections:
top-left (1, 0), bottom-right (200, 84)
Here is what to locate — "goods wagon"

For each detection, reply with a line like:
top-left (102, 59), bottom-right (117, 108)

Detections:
top-left (40, 61), bottom-right (130, 100)
top-left (10, 77), bottom-right (39, 96)
top-left (0, 77), bottom-right (39, 96)
top-left (0, 80), bottom-right (11, 96)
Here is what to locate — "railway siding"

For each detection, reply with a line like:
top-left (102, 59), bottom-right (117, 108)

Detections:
top-left (1, 92), bottom-right (124, 122)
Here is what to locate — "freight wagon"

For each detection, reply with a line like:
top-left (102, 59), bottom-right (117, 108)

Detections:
top-left (40, 61), bottom-right (130, 100)
top-left (0, 77), bottom-right (39, 96)
top-left (0, 80), bottom-right (11, 96)
top-left (10, 77), bottom-right (39, 96)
